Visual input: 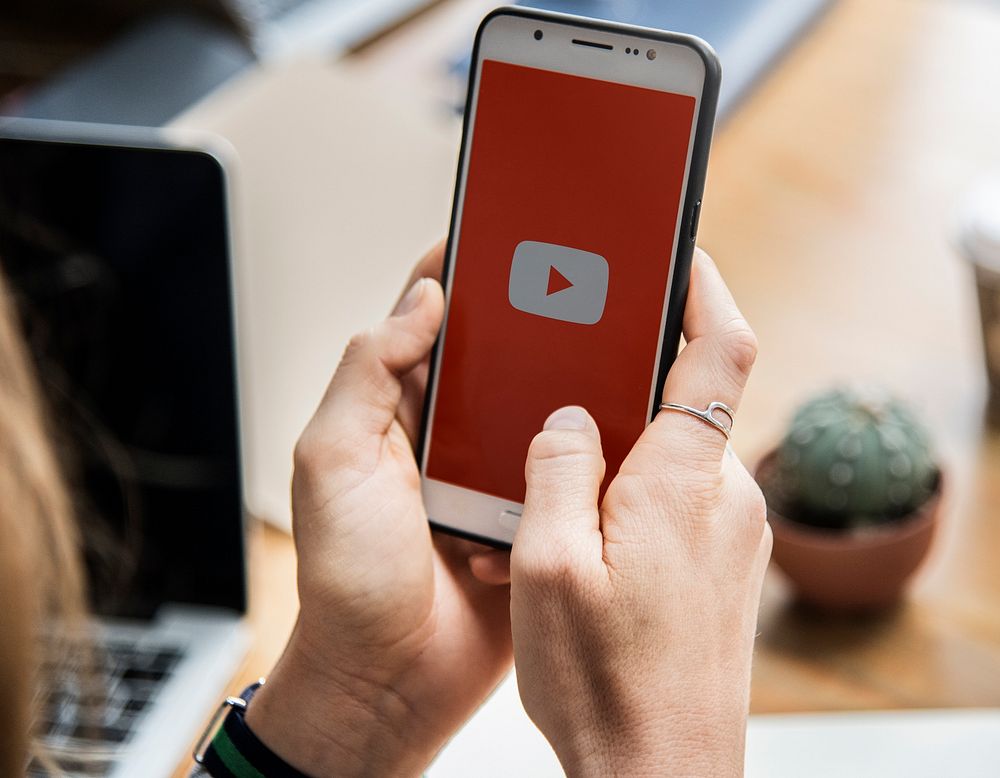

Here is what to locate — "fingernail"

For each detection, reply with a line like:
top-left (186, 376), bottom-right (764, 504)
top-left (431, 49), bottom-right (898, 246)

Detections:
top-left (393, 279), bottom-right (425, 317)
top-left (544, 406), bottom-right (589, 431)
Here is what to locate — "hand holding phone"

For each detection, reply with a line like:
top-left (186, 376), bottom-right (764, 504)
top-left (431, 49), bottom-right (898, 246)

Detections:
top-left (243, 244), bottom-right (768, 778)
top-left (244, 249), bottom-right (514, 777)
top-left (510, 251), bottom-right (771, 776)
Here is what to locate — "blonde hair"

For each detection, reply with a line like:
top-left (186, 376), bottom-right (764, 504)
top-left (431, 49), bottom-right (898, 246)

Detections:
top-left (0, 269), bottom-right (87, 774)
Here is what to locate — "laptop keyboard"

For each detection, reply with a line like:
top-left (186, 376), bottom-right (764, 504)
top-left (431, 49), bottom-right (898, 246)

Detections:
top-left (28, 638), bottom-right (185, 777)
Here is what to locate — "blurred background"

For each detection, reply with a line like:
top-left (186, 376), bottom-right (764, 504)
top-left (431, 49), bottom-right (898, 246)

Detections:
top-left (2, 0), bottom-right (1000, 776)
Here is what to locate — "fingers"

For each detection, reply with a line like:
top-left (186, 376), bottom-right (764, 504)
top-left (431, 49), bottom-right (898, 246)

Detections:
top-left (434, 532), bottom-right (512, 585)
top-left (630, 250), bottom-right (757, 473)
top-left (396, 240), bottom-right (446, 444)
top-left (469, 551), bottom-right (512, 585)
top-left (394, 240), bottom-right (445, 310)
top-left (663, 248), bottom-right (756, 419)
top-left (513, 407), bottom-right (605, 565)
top-left (305, 278), bottom-right (445, 460)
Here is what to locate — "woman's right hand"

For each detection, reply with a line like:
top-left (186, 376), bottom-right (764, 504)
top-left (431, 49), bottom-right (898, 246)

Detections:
top-left (510, 249), bottom-right (771, 777)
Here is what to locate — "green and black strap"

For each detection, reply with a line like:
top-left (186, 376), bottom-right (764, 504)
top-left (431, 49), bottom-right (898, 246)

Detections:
top-left (199, 683), bottom-right (309, 778)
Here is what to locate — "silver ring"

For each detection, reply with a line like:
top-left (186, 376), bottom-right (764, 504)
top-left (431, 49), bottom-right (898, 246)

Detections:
top-left (659, 401), bottom-right (735, 440)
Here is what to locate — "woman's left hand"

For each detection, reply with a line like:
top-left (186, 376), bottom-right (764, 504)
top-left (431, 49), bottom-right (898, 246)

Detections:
top-left (245, 243), bottom-right (513, 777)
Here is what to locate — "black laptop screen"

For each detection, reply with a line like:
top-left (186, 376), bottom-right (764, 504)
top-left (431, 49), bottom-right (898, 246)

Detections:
top-left (0, 135), bottom-right (245, 618)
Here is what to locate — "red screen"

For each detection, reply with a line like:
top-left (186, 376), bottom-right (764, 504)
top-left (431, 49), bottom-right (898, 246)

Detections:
top-left (426, 60), bottom-right (696, 502)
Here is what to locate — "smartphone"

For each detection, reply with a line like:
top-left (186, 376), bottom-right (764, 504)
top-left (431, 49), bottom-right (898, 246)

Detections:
top-left (418, 7), bottom-right (721, 548)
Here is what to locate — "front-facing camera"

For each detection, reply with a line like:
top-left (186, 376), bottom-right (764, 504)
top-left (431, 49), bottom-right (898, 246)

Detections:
top-left (534, 29), bottom-right (543, 40)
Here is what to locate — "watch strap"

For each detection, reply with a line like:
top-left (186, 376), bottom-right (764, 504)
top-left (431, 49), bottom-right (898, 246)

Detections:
top-left (199, 683), bottom-right (311, 778)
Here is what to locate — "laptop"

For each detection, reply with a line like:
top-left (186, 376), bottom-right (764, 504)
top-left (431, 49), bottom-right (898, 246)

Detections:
top-left (0, 119), bottom-right (249, 778)
top-left (3, 0), bottom-right (439, 127)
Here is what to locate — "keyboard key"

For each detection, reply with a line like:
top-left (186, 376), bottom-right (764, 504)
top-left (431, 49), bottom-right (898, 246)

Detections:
top-left (120, 667), bottom-right (166, 682)
top-left (39, 632), bottom-right (186, 768)
top-left (116, 678), bottom-right (158, 705)
top-left (71, 723), bottom-right (130, 744)
top-left (148, 650), bottom-right (182, 672)
top-left (38, 719), bottom-right (64, 736)
top-left (122, 697), bottom-right (148, 713)
top-left (154, 647), bottom-right (182, 663)
top-left (50, 756), bottom-right (116, 776)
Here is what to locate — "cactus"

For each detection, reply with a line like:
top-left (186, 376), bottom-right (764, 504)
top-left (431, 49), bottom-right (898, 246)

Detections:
top-left (771, 387), bottom-right (938, 530)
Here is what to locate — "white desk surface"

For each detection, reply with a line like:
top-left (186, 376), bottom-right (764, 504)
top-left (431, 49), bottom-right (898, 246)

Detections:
top-left (430, 671), bottom-right (1000, 778)
top-left (429, 671), bottom-right (1000, 777)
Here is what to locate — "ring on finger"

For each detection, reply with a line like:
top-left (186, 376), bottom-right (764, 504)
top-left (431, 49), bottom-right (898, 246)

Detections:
top-left (658, 401), bottom-right (735, 440)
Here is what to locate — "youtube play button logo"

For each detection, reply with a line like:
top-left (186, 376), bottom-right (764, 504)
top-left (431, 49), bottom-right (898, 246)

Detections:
top-left (508, 240), bottom-right (609, 325)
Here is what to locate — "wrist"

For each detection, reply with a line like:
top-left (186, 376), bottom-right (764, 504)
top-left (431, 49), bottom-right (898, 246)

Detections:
top-left (244, 621), bottom-right (435, 777)
top-left (553, 699), bottom-right (748, 778)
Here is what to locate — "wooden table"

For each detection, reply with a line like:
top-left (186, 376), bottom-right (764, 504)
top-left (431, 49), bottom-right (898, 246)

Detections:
top-left (174, 0), bottom-right (1000, 773)
top-left (706, 0), bottom-right (1000, 712)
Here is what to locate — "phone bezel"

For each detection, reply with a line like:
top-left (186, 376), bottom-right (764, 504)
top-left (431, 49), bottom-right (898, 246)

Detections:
top-left (418, 7), bottom-right (722, 549)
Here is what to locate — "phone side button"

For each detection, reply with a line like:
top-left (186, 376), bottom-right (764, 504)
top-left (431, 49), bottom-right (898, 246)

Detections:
top-left (689, 199), bottom-right (702, 241)
top-left (498, 510), bottom-right (522, 532)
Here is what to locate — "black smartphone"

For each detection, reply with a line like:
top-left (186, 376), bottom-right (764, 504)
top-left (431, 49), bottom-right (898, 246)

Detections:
top-left (419, 7), bottom-right (721, 547)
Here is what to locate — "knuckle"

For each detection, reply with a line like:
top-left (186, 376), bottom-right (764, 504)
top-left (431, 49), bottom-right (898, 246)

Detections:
top-left (661, 432), bottom-right (723, 472)
top-left (528, 429), bottom-right (592, 462)
top-left (745, 481), bottom-right (768, 530)
top-left (293, 422), bottom-right (365, 483)
top-left (525, 431), bottom-right (598, 484)
top-left (760, 519), bottom-right (774, 559)
top-left (339, 326), bottom-right (397, 403)
top-left (606, 472), bottom-right (715, 547)
top-left (512, 540), bottom-right (579, 592)
top-left (342, 328), bottom-right (374, 364)
top-left (723, 466), bottom-right (768, 542)
top-left (719, 319), bottom-right (759, 378)
top-left (629, 420), bottom-right (720, 481)
top-left (292, 429), bottom-right (322, 474)
top-left (608, 468), bottom-right (720, 523)
top-left (292, 426), bottom-right (344, 481)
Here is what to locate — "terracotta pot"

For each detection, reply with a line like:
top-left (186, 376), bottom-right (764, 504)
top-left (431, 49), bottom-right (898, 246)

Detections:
top-left (756, 451), bottom-right (943, 611)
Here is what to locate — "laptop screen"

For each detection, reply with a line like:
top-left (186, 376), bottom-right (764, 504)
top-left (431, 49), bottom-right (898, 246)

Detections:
top-left (0, 134), bottom-right (246, 618)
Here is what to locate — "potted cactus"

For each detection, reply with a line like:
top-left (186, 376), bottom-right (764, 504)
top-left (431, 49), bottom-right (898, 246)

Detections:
top-left (756, 387), bottom-right (944, 610)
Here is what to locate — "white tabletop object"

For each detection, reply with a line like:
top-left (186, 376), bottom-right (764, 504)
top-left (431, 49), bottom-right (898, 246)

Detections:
top-left (429, 675), bottom-right (1000, 778)
top-left (173, 59), bottom-right (459, 528)
top-left (958, 175), bottom-right (1000, 276)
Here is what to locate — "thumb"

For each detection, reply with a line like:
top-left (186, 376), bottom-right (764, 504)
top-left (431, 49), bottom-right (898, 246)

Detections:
top-left (514, 407), bottom-right (605, 560)
top-left (312, 278), bottom-right (444, 443)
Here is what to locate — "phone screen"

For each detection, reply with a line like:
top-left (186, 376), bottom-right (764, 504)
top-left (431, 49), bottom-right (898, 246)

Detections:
top-left (425, 59), bottom-right (697, 504)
